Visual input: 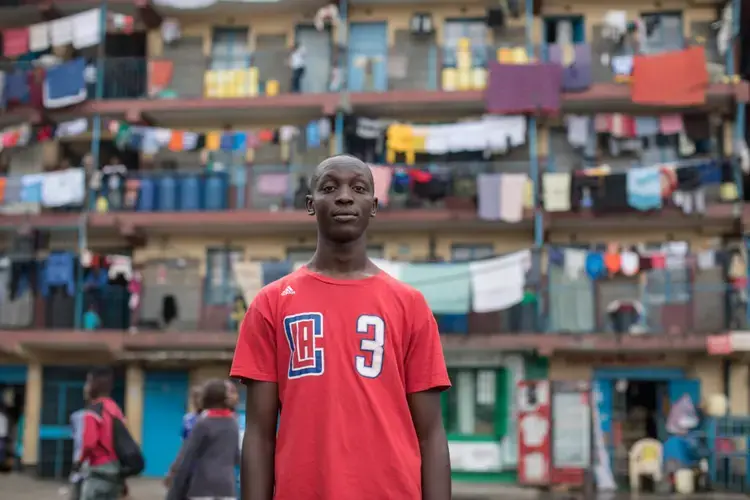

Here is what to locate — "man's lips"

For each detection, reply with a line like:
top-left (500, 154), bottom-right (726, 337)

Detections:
top-left (332, 214), bottom-right (357, 222)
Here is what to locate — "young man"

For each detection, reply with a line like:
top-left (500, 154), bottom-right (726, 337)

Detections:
top-left (231, 155), bottom-right (452, 500)
top-left (80, 367), bottom-right (125, 500)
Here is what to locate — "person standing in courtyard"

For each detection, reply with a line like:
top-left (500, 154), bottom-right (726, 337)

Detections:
top-left (231, 155), bottom-right (452, 500)
top-left (166, 379), bottom-right (240, 500)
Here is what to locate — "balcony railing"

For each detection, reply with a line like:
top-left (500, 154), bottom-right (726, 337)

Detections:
top-left (3, 254), bottom-right (737, 335)
top-left (91, 161), bottom-right (534, 213)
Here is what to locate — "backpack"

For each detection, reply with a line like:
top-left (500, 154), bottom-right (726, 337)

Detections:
top-left (91, 402), bottom-right (145, 477)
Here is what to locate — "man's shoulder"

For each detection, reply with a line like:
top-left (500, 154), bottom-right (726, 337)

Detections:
top-left (374, 271), bottom-right (424, 303)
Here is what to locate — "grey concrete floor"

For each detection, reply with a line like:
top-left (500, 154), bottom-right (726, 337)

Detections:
top-left (1, 474), bottom-right (742, 499)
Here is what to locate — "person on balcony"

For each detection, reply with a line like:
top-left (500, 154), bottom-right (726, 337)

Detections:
top-left (289, 42), bottom-right (306, 93)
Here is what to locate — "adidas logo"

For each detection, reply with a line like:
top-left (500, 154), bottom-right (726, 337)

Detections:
top-left (281, 286), bottom-right (295, 296)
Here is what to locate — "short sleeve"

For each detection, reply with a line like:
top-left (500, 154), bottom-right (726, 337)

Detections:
top-left (404, 290), bottom-right (451, 394)
top-left (230, 291), bottom-right (277, 382)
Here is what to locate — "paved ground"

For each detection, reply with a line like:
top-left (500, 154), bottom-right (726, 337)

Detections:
top-left (3, 474), bottom-right (744, 499)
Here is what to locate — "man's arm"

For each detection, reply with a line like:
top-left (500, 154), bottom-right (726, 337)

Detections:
top-left (241, 381), bottom-right (279, 500)
top-left (230, 290), bottom-right (279, 500)
top-left (405, 290), bottom-right (452, 500)
top-left (80, 411), bottom-right (100, 464)
top-left (408, 391), bottom-right (451, 500)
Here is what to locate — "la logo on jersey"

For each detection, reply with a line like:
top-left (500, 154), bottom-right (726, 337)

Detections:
top-left (283, 313), bottom-right (324, 379)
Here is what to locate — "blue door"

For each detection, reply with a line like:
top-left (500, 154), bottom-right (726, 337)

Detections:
top-left (348, 23), bottom-right (388, 92)
top-left (668, 378), bottom-right (701, 406)
top-left (0, 365), bottom-right (26, 384)
top-left (142, 371), bottom-right (189, 477)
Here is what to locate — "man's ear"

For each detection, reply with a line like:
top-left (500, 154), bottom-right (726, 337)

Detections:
top-left (306, 195), bottom-right (315, 215)
top-left (370, 198), bottom-right (378, 217)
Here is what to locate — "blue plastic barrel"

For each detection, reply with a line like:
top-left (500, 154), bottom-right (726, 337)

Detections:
top-left (158, 175), bottom-right (177, 212)
top-left (137, 178), bottom-right (156, 212)
top-left (180, 175), bottom-right (201, 211)
top-left (205, 173), bottom-right (227, 211)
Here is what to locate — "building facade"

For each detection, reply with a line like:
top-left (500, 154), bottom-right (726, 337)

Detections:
top-left (0, 0), bottom-right (748, 488)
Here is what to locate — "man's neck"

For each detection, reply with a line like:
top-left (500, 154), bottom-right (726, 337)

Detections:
top-left (310, 235), bottom-right (369, 275)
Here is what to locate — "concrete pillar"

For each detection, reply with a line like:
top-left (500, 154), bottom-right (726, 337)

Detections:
top-left (22, 362), bottom-right (42, 466)
top-left (729, 363), bottom-right (749, 416)
top-left (125, 364), bottom-right (144, 445)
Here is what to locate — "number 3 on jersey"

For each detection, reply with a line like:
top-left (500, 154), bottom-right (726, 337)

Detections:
top-left (355, 315), bottom-right (385, 378)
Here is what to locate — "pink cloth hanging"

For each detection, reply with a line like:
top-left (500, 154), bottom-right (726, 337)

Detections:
top-left (3, 28), bottom-right (29, 57)
top-left (369, 165), bottom-right (393, 206)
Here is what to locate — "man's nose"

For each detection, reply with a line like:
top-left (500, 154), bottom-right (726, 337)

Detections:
top-left (335, 186), bottom-right (354, 204)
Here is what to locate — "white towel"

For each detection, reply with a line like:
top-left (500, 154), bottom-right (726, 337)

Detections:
top-left (499, 174), bottom-right (527, 223)
top-left (469, 250), bottom-right (530, 313)
top-left (543, 172), bottom-right (572, 212)
top-left (40, 168), bottom-right (86, 208)
top-left (72, 9), bottom-right (102, 49)
top-left (563, 248), bottom-right (587, 280)
top-left (50, 18), bottom-right (73, 47)
top-left (29, 22), bottom-right (50, 52)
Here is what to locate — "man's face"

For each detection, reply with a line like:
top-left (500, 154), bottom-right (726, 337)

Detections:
top-left (307, 162), bottom-right (377, 243)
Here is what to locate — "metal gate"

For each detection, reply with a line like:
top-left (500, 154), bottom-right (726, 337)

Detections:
top-left (707, 416), bottom-right (750, 493)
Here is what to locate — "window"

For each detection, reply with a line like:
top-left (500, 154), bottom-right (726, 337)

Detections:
top-left (640, 13), bottom-right (683, 54)
top-left (544, 16), bottom-right (586, 44)
top-left (444, 368), bottom-right (505, 436)
top-left (286, 245), bottom-right (385, 264)
top-left (205, 248), bottom-right (243, 305)
top-left (211, 27), bottom-right (250, 70)
top-left (443, 19), bottom-right (488, 68)
top-left (451, 244), bottom-right (494, 262)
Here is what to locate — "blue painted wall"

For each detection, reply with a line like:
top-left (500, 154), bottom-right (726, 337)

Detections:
top-left (142, 370), bottom-right (189, 477)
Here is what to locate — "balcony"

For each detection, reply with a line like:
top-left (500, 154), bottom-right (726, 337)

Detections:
top-left (90, 161), bottom-right (534, 214)
top-left (0, 251), bottom-right (736, 352)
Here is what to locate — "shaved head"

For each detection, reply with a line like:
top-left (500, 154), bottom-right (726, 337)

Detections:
top-left (309, 154), bottom-right (373, 192)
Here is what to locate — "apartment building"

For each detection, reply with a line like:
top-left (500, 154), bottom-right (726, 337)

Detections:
top-left (0, 0), bottom-right (748, 488)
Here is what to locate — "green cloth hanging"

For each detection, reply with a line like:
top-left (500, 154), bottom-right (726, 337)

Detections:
top-left (401, 263), bottom-right (471, 315)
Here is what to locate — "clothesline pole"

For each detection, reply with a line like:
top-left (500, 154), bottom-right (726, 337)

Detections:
top-left (526, 0), bottom-right (545, 330)
top-left (334, 0), bottom-right (348, 155)
top-left (75, 0), bottom-right (108, 330)
top-left (74, 213), bottom-right (88, 330)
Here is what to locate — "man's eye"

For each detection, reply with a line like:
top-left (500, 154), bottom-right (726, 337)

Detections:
top-left (353, 185), bottom-right (366, 193)
top-left (322, 186), bottom-right (335, 193)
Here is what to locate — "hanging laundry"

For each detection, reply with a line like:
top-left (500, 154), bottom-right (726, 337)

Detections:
top-left (72, 9), bottom-right (102, 48)
top-left (401, 263), bottom-right (470, 315)
top-left (49, 17), bottom-right (74, 47)
top-left (634, 117), bottom-right (659, 137)
top-left (659, 115), bottom-right (684, 135)
top-left (547, 44), bottom-right (592, 92)
top-left (626, 166), bottom-right (662, 211)
top-left (369, 165), bottom-right (393, 206)
top-left (29, 23), bottom-right (50, 52)
top-left (563, 248), bottom-right (587, 280)
top-left (486, 62), bottom-right (562, 114)
top-left (476, 173), bottom-right (502, 220)
top-left (370, 258), bottom-right (404, 280)
top-left (591, 173), bottom-right (628, 213)
top-left (499, 174), bottom-right (526, 223)
top-left (257, 174), bottom-right (289, 196)
top-left (584, 252), bottom-right (606, 279)
top-left (233, 261), bottom-right (262, 305)
top-left (631, 47), bottom-right (709, 106)
top-left (41, 168), bottom-right (85, 208)
top-left (43, 58), bottom-right (87, 109)
top-left (161, 18), bottom-right (181, 44)
top-left (542, 172), bottom-right (572, 212)
top-left (41, 252), bottom-right (76, 296)
top-left (566, 115), bottom-right (590, 148)
top-left (469, 250), bottom-right (530, 313)
top-left (3, 28), bottom-right (29, 57)
top-left (620, 251), bottom-right (640, 276)
top-left (55, 118), bottom-right (88, 138)
top-left (148, 60), bottom-right (174, 96)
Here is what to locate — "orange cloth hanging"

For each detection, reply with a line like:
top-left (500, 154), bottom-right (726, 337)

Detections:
top-left (148, 60), bottom-right (174, 96)
top-left (631, 46), bottom-right (708, 106)
top-left (168, 131), bottom-right (185, 151)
